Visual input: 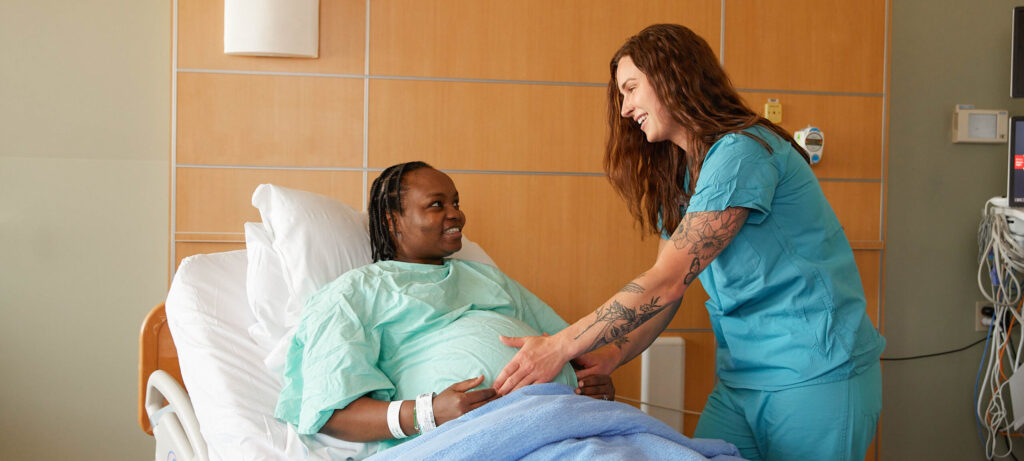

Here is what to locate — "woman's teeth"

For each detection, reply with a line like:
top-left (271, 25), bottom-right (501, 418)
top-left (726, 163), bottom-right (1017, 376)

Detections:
top-left (444, 227), bottom-right (461, 234)
top-left (638, 114), bottom-right (648, 126)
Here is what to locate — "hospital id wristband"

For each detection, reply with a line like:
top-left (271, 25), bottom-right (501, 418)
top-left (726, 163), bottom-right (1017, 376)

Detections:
top-left (415, 392), bottom-right (437, 433)
top-left (412, 402), bottom-right (420, 434)
top-left (387, 400), bottom-right (408, 439)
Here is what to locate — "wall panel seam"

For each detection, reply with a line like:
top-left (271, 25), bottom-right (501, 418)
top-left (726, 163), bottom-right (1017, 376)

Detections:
top-left (177, 231), bottom-right (245, 235)
top-left (175, 164), bottom-right (878, 182)
top-left (362, 0), bottom-right (370, 212)
top-left (737, 88), bottom-right (884, 98)
top-left (170, 0), bottom-right (179, 278)
top-left (176, 68), bottom-right (885, 98)
top-left (176, 164), bottom-right (606, 176)
top-left (177, 68), bottom-right (605, 87)
top-left (720, 0), bottom-right (726, 66)
top-left (880, 0), bottom-right (891, 242)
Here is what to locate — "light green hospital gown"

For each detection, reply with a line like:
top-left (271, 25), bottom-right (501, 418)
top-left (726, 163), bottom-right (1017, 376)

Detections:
top-left (274, 258), bottom-right (578, 440)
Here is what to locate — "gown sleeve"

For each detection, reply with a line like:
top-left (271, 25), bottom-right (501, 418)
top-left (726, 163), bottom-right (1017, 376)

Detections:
top-left (274, 279), bottom-right (395, 435)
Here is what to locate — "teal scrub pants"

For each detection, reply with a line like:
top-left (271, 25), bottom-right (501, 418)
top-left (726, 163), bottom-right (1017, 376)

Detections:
top-left (694, 362), bottom-right (881, 461)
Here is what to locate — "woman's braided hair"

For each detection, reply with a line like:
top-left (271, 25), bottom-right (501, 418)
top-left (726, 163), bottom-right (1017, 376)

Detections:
top-left (368, 161), bottom-right (433, 262)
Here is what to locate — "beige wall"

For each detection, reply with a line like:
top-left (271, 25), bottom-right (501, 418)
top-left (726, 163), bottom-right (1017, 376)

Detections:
top-left (0, 1), bottom-right (169, 459)
top-left (885, 1), bottom-right (1024, 459)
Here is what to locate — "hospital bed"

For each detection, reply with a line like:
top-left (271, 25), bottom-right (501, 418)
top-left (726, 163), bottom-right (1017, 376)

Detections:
top-left (137, 184), bottom-right (740, 461)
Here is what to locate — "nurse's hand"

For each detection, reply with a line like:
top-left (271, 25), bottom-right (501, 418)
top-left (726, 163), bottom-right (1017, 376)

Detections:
top-left (432, 375), bottom-right (497, 426)
top-left (494, 334), bottom-right (572, 396)
top-left (575, 374), bottom-right (616, 401)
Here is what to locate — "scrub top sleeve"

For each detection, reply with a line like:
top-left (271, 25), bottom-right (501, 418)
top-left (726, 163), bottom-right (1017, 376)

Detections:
top-left (506, 277), bottom-right (570, 335)
top-left (687, 134), bottom-right (780, 225)
top-left (275, 295), bottom-right (395, 435)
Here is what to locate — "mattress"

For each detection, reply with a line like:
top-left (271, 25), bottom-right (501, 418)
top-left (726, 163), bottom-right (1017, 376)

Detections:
top-left (164, 250), bottom-right (374, 460)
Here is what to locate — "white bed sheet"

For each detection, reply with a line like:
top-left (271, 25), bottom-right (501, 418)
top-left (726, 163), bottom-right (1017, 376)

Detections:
top-left (165, 250), bottom-right (375, 461)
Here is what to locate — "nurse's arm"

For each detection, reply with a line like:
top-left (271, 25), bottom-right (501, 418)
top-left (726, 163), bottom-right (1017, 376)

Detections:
top-left (495, 207), bottom-right (748, 394)
top-left (602, 207), bottom-right (750, 369)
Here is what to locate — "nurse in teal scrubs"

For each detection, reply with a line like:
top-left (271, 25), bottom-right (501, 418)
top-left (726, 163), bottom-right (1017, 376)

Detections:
top-left (494, 24), bottom-right (885, 461)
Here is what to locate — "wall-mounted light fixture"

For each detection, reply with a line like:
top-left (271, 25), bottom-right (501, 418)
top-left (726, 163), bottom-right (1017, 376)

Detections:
top-left (224, 0), bottom-right (319, 58)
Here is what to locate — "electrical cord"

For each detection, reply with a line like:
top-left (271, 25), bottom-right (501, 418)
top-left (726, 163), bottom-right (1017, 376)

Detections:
top-left (978, 323), bottom-right (995, 456)
top-left (614, 395), bottom-right (702, 416)
top-left (976, 199), bottom-right (1024, 459)
top-left (880, 337), bottom-right (988, 361)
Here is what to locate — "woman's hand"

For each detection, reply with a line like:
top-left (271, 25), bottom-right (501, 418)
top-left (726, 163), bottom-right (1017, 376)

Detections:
top-left (432, 375), bottom-right (497, 426)
top-left (574, 373), bottom-right (616, 401)
top-left (493, 334), bottom-right (573, 395)
top-left (571, 345), bottom-right (622, 379)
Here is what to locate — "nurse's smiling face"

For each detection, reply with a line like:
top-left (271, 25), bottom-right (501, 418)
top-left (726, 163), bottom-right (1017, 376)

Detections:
top-left (616, 55), bottom-right (689, 149)
top-left (390, 168), bottom-right (465, 265)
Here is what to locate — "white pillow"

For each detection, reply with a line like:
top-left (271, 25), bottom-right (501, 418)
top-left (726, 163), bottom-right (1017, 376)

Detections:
top-left (450, 236), bottom-right (498, 267)
top-left (247, 184), bottom-right (499, 346)
top-left (251, 184), bottom-right (373, 305)
top-left (244, 222), bottom-right (299, 349)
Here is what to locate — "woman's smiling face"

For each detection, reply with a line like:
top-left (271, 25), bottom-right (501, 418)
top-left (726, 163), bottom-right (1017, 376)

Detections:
top-left (391, 167), bottom-right (465, 265)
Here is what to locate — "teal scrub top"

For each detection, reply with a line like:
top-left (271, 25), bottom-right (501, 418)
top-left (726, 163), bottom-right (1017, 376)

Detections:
top-left (274, 259), bottom-right (578, 440)
top-left (663, 125), bottom-right (885, 391)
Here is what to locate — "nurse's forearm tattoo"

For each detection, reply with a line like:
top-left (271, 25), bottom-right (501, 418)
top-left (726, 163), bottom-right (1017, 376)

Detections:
top-left (574, 295), bottom-right (681, 352)
top-left (619, 282), bottom-right (645, 294)
top-left (670, 208), bottom-right (747, 284)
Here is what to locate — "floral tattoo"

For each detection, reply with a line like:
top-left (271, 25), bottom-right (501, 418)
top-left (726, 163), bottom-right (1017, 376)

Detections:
top-left (573, 208), bottom-right (745, 355)
top-left (619, 282), bottom-right (645, 293)
top-left (575, 296), bottom-right (681, 352)
top-left (670, 208), bottom-right (747, 285)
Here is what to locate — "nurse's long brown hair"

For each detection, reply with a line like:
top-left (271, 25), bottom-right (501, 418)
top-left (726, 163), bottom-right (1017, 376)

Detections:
top-left (604, 24), bottom-right (808, 236)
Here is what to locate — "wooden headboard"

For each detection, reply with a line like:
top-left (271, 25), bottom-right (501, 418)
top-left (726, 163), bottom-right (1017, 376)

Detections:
top-left (138, 302), bottom-right (183, 435)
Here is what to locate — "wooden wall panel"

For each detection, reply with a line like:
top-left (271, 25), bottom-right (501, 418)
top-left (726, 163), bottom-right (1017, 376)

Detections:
top-left (724, 0), bottom-right (887, 94)
top-left (821, 182), bottom-right (882, 242)
top-left (176, 168), bottom-right (363, 233)
top-left (611, 332), bottom-right (717, 437)
top-left (172, 1), bottom-right (889, 455)
top-left (855, 250), bottom-right (882, 328)
top-left (369, 80), bottom-right (605, 172)
top-left (177, 0), bottom-right (365, 74)
top-left (668, 281), bottom-right (713, 330)
top-left (738, 92), bottom-right (884, 179)
top-left (177, 73), bottom-right (363, 167)
top-left (442, 173), bottom-right (657, 323)
top-left (370, 0), bottom-right (720, 82)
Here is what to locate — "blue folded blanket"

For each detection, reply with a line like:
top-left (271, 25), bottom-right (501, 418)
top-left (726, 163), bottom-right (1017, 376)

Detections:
top-left (367, 383), bottom-right (744, 461)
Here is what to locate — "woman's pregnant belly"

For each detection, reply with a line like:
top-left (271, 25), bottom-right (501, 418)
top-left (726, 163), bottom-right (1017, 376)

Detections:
top-left (387, 310), bottom-right (578, 399)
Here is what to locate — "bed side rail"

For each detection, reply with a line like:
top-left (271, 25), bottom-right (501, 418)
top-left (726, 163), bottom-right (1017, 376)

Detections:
top-left (146, 370), bottom-right (208, 461)
top-left (139, 302), bottom-right (185, 434)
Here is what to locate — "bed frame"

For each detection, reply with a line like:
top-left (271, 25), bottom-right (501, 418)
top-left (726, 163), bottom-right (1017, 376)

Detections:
top-left (139, 303), bottom-right (208, 461)
top-left (139, 303), bottom-right (179, 434)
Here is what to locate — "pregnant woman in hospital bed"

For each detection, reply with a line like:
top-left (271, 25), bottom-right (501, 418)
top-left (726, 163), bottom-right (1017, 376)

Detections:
top-left (274, 161), bottom-right (615, 449)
